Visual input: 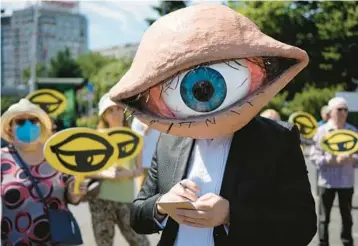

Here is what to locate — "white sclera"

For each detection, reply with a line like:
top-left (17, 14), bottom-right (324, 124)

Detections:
top-left (161, 59), bottom-right (251, 118)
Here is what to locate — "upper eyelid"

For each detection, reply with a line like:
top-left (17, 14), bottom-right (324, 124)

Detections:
top-left (224, 60), bottom-right (246, 70)
top-left (163, 59), bottom-right (249, 86)
top-left (164, 59), bottom-right (247, 88)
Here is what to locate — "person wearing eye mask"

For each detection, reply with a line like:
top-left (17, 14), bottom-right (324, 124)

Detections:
top-left (109, 4), bottom-right (317, 246)
top-left (310, 97), bottom-right (358, 246)
top-left (84, 93), bottom-right (149, 246)
top-left (0, 99), bottom-right (86, 245)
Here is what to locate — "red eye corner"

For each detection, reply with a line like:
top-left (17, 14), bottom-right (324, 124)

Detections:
top-left (247, 58), bottom-right (265, 94)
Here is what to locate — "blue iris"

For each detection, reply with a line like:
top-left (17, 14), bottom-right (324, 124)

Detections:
top-left (180, 67), bottom-right (227, 112)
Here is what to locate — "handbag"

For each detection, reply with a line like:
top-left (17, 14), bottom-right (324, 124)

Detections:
top-left (13, 151), bottom-right (83, 245)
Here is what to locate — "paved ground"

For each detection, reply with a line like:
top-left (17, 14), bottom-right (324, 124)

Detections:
top-left (306, 155), bottom-right (358, 246)
top-left (71, 155), bottom-right (358, 246)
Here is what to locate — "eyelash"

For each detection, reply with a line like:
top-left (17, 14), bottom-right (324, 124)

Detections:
top-left (122, 57), bottom-right (297, 121)
top-left (124, 58), bottom-right (263, 107)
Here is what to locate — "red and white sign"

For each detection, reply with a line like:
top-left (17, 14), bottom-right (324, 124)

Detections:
top-left (41, 1), bottom-right (79, 10)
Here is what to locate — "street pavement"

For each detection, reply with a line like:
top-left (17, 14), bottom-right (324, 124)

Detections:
top-left (305, 155), bottom-right (358, 246)
top-left (70, 155), bottom-right (358, 246)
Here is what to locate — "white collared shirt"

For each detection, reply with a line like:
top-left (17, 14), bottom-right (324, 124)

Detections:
top-left (156, 135), bottom-right (233, 246)
top-left (131, 117), bottom-right (161, 168)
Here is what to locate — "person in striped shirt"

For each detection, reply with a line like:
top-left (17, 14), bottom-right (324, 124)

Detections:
top-left (310, 97), bottom-right (358, 246)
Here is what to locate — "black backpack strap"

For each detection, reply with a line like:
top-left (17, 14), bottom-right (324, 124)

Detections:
top-left (12, 151), bottom-right (47, 205)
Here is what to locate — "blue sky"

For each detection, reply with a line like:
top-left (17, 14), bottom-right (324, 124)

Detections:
top-left (2, 0), bottom-right (223, 51)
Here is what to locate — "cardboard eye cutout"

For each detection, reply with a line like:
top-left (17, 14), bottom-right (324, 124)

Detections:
top-left (44, 128), bottom-right (119, 194)
top-left (26, 89), bottom-right (67, 117)
top-left (104, 127), bottom-right (143, 164)
top-left (321, 129), bottom-right (358, 156)
top-left (288, 111), bottom-right (318, 139)
top-left (109, 4), bottom-right (309, 139)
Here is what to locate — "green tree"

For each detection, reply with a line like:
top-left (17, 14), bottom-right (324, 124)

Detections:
top-left (261, 92), bottom-right (289, 119)
top-left (1, 96), bottom-right (21, 115)
top-left (286, 84), bottom-right (345, 119)
top-left (229, 1), bottom-right (358, 98)
top-left (21, 63), bottom-right (47, 81)
top-left (146, 1), bottom-right (187, 26)
top-left (48, 47), bottom-right (82, 77)
top-left (91, 59), bottom-right (132, 103)
top-left (77, 52), bottom-right (116, 81)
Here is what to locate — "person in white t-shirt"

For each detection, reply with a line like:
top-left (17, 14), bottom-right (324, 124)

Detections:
top-left (131, 117), bottom-right (161, 188)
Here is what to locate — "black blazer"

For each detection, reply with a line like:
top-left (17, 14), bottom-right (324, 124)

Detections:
top-left (130, 117), bottom-right (317, 246)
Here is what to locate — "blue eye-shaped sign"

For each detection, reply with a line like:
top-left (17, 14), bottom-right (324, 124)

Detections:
top-left (321, 129), bottom-right (358, 155)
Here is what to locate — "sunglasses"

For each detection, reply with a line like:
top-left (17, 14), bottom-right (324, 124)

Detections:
top-left (337, 108), bottom-right (348, 112)
top-left (14, 118), bottom-right (39, 126)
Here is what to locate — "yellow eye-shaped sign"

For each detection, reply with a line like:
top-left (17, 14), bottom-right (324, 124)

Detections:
top-left (104, 127), bottom-right (143, 164)
top-left (44, 128), bottom-right (118, 175)
top-left (288, 111), bottom-right (318, 139)
top-left (321, 129), bottom-right (358, 155)
top-left (44, 128), bottom-right (119, 194)
top-left (26, 89), bottom-right (67, 116)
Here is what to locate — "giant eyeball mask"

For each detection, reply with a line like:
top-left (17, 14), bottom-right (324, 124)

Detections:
top-left (109, 4), bottom-right (309, 139)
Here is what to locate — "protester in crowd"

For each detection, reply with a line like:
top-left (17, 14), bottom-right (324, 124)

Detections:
top-left (87, 93), bottom-right (149, 246)
top-left (318, 105), bottom-right (330, 126)
top-left (260, 109), bottom-right (281, 121)
top-left (131, 117), bottom-right (161, 188)
top-left (110, 5), bottom-right (317, 246)
top-left (310, 97), bottom-right (358, 246)
top-left (0, 99), bottom-right (85, 245)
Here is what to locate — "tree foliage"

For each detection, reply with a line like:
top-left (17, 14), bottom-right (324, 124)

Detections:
top-left (76, 115), bottom-right (99, 128)
top-left (263, 84), bottom-right (345, 121)
top-left (229, 1), bottom-right (358, 98)
top-left (91, 59), bottom-right (132, 103)
top-left (22, 63), bottom-right (47, 82)
top-left (77, 52), bottom-right (116, 81)
top-left (1, 96), bottom-right (21, 115)
top-left (286, 84), bottom-right (345, 119)
top-left (146, 1), bottom-right (187, 26)
top-left (48, 47), bottom-right (82, 77)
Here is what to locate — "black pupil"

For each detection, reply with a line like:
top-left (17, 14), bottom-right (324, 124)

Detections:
top-left (192, 81), bottom-right (214, 102)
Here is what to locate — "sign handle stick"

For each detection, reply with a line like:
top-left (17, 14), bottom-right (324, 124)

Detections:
top-left (74, 175), bottom-right (84, 195)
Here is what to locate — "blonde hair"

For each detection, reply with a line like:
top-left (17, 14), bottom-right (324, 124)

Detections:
top-left (97, 106), bottom-right (129, 130)
top-left (260, 109), bottom-right (281, 121)
top-left (4, 114), bottom-right (52, 143)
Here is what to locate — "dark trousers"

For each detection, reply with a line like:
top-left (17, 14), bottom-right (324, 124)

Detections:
top-left (318, 187), bottom-right (354, 246)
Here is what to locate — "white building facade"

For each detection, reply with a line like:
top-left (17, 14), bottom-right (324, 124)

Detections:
top-left (1, 1), bottom-right (88, 88)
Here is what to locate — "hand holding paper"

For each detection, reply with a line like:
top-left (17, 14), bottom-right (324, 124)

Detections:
top-left (156, 180), bottom-right (230, 228)
top-left (176, 193), bottom-right (230, 228)
top-left (156, 179), bottom-right (200, 219)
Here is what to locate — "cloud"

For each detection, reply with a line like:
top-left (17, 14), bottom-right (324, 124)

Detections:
top-left (109, 1), bottom-right (160, 23)
top-left (81, 2), bottom-right (127, 25)
top-left (1, 0), bottom-right (32, 14)
top-left (1, 0), bottom-right (225, 50)
top-left (80, 1), bottom-right (153, 33)
top-left (79, 1), bottom-right (159, 49)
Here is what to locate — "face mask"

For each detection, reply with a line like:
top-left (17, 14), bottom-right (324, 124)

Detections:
top-left (15, 120), bottom-right (41, 143)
